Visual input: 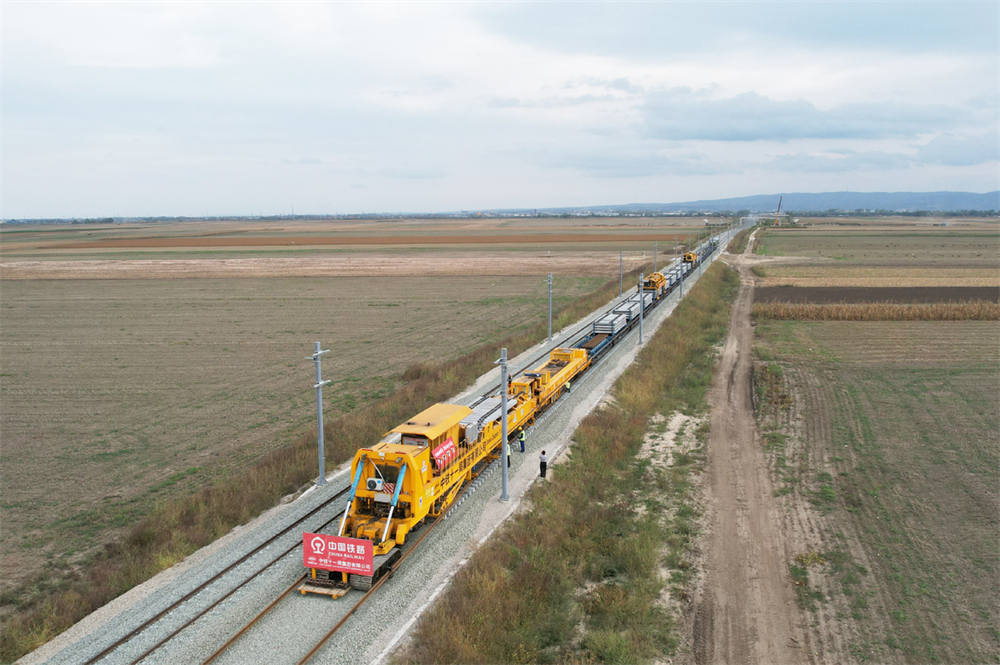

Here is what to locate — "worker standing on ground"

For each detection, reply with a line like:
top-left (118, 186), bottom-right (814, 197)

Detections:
top-left (518, 427), bottom-right (526, 453)
top-left (506, 440), bottom-right (512, 468)
top-left (539, 450), bottom-right (547, 478)
top-left (565, 380), bottom-right (572, 394)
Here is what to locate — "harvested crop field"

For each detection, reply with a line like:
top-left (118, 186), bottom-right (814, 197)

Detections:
top-left (0, 252), bottom-right (653, 280)
top-left (755, 285), bottom-right (1000, 303)
top-left (753, 320), bottom-right (1000, 664)
top-left (0, 217), bottom-right (706, 260)
top-left (43, 231), bottom-right (690, 250)
top-left (750, 224), bottom-right (1000, 289)
top-left (755, 265), bottom-right (1000, 287)
top-left (755, 230), bottom-right (999, 267)
top-left (0, 273), bottom-right (605, 595)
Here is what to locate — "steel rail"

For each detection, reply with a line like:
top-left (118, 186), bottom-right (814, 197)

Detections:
top-left (105, 241), bottom-right (727, 664)
top-left (200, 573), bottom-right (309, 665)
top-left (201, 497), bottom-right (453, 665)
top-left (295, 500), bottom-right (454, 665)
top-left (113, 312), bottom-right (598, 664)
top-left (84, 485), bottom-right (350, 665)
top-left (293, 251), bottom-right (723, 664)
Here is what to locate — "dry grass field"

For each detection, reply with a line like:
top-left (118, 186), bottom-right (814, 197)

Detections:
top-left (754, 320), bottom-right (999, 663)
top-left (756, 230), bottom-right (998, 266)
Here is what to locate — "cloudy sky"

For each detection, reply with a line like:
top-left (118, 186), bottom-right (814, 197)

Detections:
top-left (2, 1), bottom-right (998, 218)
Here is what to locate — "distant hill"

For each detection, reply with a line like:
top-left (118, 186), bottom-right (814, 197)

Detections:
top-left (506, 191), bottom-right (1000, 215)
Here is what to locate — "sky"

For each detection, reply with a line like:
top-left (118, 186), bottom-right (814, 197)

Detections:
top-left (1, 1), bottom-right (998, 218)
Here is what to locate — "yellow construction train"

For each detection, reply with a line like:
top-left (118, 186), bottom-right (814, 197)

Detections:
top-left (302, 237), bottom-right (720, 593)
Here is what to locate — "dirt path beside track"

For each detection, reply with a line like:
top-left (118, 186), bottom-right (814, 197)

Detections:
top-left (692, 232), bottom-right (806, 664)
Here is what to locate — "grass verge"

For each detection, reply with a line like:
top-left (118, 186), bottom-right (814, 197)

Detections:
top-left (726, 227), bottom-right (751, 254)
top-left (752, 301), bottom-right (999, 321)
top-left (0, 270), bottom-right (644, 663)
top-left (394, 263), bottom-right (739, 665)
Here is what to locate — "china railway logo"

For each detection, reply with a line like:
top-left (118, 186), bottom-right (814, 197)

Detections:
top-left (303, 532), bottom-right (374, 575)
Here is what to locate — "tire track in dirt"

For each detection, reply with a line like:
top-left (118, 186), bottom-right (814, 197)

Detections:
top-left (780, 366), bottom-right (858, 664)
top-left (693, 234), bottom-right (805, 664)
top-left (773, 362), bottom-right (900, 664)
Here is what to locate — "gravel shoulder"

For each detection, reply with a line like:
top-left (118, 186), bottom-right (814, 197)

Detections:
top-left (22, 229), bottom-right (741, 665)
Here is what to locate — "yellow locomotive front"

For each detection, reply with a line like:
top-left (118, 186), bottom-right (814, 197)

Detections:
top-left (301, 347), bottom-right (590, 596)
top-left (344, 402), bottom-right (470, 555)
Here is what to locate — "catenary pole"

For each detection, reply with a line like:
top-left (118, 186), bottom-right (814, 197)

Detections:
top-left (308, 342), bottom-right (331, 486)
top-left (496, 348), bottom-right (509, 501)
top-left (679, 248), bottom-right (684, 299)
top-left (619, 249), bottom-right (623, 296)
top-left (639, 273), bottom-right (644, 344)
top-left (547, 273), bottom-right (553, 341)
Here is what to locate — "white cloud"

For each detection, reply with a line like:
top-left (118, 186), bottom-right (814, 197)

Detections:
top-left (917, 132), bottom-right (1000, 165)
top-left (1, 2), bottom-right (997, 217)
top-left (642, 89), bottom-right (962, 141)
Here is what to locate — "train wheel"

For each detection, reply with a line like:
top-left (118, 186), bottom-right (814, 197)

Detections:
top-left (349, 574), bottom-right (372, 591)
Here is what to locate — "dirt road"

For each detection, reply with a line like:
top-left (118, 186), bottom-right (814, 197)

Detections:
top-left (692, 231), bottom-right (806, 664)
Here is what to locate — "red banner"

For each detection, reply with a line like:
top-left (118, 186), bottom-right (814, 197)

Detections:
top-left (431, 437), bottom-right (458, 471)
top-left (303, 533), bottom-right (374, 575)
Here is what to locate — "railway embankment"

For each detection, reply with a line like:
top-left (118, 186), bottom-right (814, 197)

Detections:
top-left (394, 263), bottom-right (739, 664)
top-left (9, 270), bottom-right (643, 664)
top-left (20, 225), bottom-right (745, 665)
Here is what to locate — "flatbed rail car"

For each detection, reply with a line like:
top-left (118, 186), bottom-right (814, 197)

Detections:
top-left (301, 235), bottom-right (721, 595)
top-left (574, 235), bottom-right (720, 362)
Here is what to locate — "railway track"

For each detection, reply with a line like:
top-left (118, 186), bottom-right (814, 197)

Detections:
top-left (197, 254), bottom-right (721, 664)
top-left (67, 240), bottom-right (740, 665)
top-left (160, 285), bottom-right (640, 663)
top-left (87, 324), bottom-right (592, 664)
top-left (467, 279), bottom-right (659, 408)
top-left (202, 495), bottom-right (455, 665)
top-left (82, 486), bottom-right (353, 665)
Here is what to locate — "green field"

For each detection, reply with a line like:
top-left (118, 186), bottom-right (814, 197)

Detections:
top-left (754, 320), bottom-right (999, 663)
